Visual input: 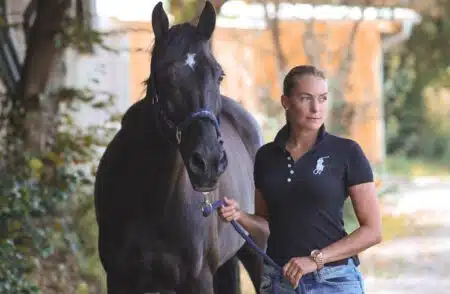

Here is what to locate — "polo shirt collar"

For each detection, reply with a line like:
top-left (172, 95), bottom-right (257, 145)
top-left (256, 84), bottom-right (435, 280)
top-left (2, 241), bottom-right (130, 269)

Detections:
top-left (274, 123), bottom-right (327, 150)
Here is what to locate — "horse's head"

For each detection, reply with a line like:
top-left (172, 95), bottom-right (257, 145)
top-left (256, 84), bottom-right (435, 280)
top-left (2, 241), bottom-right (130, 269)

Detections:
top-left (149, 2), bottom-right (227, 192)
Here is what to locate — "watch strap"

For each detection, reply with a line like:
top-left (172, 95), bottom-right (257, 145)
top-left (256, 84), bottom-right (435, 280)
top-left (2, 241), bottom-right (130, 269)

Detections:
top-left (310, 249), bottom-right (325, 270)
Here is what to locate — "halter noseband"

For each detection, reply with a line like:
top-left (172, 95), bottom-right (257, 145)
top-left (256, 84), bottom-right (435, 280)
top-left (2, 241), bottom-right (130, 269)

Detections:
top-left (150, 71), bottom-right (222, 145)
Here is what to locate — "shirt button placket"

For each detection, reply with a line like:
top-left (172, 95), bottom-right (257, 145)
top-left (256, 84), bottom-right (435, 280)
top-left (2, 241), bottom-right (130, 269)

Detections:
top-left (286, 155), bottom-right (293, 183)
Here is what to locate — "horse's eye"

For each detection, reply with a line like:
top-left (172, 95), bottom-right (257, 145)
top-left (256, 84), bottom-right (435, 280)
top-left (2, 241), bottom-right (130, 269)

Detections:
top-left (218, 73), bottom-right (225, 83)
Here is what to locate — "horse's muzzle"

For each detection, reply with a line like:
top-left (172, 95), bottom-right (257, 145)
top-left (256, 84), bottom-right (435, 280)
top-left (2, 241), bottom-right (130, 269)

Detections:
top-left (187, 148), bottom-right (227, 192)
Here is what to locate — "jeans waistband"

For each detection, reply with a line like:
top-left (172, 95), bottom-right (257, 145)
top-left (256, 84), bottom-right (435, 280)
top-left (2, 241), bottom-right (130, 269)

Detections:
top-left (264, 258), bottom-right (356, 280)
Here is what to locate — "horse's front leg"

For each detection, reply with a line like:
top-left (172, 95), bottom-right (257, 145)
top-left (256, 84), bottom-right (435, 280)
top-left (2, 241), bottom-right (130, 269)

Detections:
top-left (177, 265), bottom-right (214, 294)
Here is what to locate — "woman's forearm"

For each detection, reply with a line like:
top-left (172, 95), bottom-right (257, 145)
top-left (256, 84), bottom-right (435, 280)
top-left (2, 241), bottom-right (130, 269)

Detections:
top-left (236, 212), bottom-right (270, 248)
top-left (321, 225), bottom-right (382, 264)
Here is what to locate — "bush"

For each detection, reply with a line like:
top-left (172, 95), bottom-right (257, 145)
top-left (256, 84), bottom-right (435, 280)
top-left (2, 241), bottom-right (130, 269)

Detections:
top-left (0, 89), bottom-right (119, 293)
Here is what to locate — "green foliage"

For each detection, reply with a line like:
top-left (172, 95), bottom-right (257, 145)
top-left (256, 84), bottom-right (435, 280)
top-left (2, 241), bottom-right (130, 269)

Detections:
top-left (0, 240), bottom-right (39, 293)
top-left (385, 154), bottom-right (450, 177)
top-left (1, 154), bottom-right (78, 293)
top-left (384, 2), bottom-right (450, 165)
top-left (0, 3), bottom-right (127, 292)
top-left (170, 0), bottom-right (199, 23)
top-left (71, 192), bottom-right (106, 292)
top-left (0, 86), bottom-right (119, 292)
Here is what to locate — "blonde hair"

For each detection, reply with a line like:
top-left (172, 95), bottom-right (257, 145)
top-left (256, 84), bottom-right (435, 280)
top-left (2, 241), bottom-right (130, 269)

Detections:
top-left (283, 65), bottom-right (326, 97)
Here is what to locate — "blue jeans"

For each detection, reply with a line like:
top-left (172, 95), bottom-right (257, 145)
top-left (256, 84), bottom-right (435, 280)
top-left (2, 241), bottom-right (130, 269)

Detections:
top-left (260, 259), bottom-right (365, 294)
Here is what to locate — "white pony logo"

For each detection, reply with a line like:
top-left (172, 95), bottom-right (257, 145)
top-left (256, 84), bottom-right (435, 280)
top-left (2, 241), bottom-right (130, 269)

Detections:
top-left (313, 156), bottom-right (329, 175)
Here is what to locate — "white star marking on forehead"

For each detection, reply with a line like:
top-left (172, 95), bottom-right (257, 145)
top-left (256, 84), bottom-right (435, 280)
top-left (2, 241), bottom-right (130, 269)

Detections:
top-left (185, 53), bottom-right (196, 69)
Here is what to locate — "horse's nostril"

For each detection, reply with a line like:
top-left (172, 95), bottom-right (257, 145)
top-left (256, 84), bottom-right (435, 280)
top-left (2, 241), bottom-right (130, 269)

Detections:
top-left (190, 152), bottom-right (206, 173)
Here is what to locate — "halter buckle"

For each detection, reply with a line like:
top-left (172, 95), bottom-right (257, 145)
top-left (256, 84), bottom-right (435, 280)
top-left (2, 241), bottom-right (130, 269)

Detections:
top-left (201, 199), bottom-right (213, 216)
top-left (175, 128), bottom-right (182, 144)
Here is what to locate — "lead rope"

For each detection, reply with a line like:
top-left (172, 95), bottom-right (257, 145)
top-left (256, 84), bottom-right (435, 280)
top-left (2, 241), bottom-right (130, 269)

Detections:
top-left (201, 199), bottom-right (305, 294)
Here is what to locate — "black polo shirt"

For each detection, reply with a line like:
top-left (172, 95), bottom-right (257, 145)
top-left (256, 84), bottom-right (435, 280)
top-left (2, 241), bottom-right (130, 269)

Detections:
top-left (254, 124), bottom-right (373, 267)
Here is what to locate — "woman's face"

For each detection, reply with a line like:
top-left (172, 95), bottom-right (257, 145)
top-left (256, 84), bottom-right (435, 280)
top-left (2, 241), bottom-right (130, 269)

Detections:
top-left (281, 74), bottom-right (328, 131)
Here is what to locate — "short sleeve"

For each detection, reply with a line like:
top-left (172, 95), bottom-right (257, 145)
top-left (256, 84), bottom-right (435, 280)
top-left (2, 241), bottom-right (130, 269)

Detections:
top-left (345, 141), bottom-right (374, 187)
top-left (253, 148), bottom-right (264, 190)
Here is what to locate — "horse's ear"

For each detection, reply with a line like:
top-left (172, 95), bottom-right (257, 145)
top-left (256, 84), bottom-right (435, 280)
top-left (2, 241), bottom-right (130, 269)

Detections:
top-left (197, 1), bottom-right (216, 40)
top-left (152, 2), bottom-right (169, 41)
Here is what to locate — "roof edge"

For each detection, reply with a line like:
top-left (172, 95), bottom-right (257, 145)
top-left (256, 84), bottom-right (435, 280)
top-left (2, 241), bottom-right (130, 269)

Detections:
top-left (219, 1), bottom-right (421, 24)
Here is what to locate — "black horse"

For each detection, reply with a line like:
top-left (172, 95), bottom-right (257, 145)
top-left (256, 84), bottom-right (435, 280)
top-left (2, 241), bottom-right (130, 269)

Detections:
top-left (94, 1), bottom-right (264, 293)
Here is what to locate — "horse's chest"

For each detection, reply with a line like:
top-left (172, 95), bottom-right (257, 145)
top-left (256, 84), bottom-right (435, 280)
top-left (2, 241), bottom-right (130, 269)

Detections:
top-left (131, 221), bottom-right (214, 292)
top-left (148, 203), bottom-right (218, 279)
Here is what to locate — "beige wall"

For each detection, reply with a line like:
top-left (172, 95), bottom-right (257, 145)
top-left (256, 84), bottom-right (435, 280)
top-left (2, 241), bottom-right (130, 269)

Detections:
top-left (120, 19), bottom-right (401, 165)
top-left (120, 21), bottom-right (154, 104)
top-left (212, 20), bottom-right (394, 165)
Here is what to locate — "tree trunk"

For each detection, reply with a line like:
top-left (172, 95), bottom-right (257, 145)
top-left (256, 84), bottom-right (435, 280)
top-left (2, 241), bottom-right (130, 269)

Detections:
top-left (17, 0), bottom-right (69, 101)
top-left (10, 0), bottom-right (70, 153)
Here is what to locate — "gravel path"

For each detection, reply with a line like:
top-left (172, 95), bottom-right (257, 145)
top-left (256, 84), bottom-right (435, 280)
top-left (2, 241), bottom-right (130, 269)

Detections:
top-left (360, 179), bottom-right (450, 294)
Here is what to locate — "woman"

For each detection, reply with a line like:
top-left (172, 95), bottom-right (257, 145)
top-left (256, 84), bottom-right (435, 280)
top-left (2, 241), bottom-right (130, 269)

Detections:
top-left (219, 65), bottom-right (382, 294)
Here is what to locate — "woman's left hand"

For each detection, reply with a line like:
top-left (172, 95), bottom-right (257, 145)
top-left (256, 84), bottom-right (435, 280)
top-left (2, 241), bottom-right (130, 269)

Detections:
top-left (283, 256), bottom-right (318, 288)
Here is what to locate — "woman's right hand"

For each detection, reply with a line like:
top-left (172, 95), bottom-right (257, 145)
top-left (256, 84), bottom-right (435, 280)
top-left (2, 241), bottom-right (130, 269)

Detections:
top-left (219, 197), bottom-right (242, 222)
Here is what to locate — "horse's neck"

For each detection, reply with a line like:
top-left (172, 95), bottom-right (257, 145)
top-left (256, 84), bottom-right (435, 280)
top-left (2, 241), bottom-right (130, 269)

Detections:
top-left (121, 98), bottom-right (185, 202)
top-left (164, 150), bottom-right (186, 199)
